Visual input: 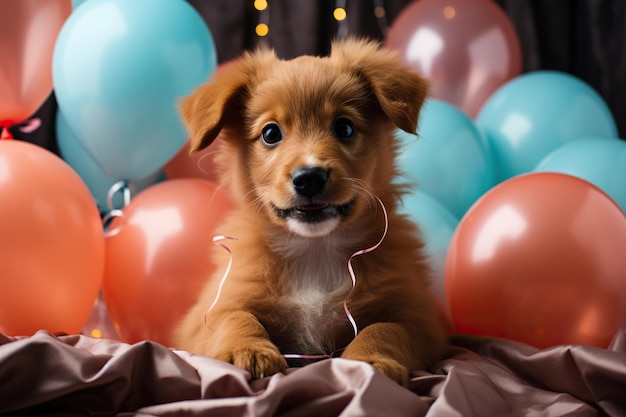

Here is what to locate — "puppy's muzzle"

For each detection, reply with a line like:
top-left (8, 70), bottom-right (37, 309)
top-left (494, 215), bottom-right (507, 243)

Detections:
top-left (274, 166), bottom-right (352, 236)
top-left (291, 167), bottom-right (328, 198)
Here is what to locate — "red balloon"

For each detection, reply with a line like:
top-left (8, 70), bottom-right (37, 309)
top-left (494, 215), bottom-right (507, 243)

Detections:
top-left (103, 179), bottom-right (234, 345)
top-left (0, 0), bottom-right (71, 129)
top-left (385, 0), bottom-right (521, 118)
top-left (0, 140), bottom-right (105, 336)
top-left (445, 173), bottom-right (626, 349)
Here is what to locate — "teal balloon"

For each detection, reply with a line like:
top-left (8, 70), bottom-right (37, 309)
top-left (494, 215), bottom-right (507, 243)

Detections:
top-left (56, 110), bottom-right (161, 213)
top-left (534, 137), bottom-right (626, 213)
top-left (476, 70), bottom-right (618, 181)
top-left (399, 190), bottom-right (458, 310)
top-left (53, 0), bottom-right (217, 180)
top-left (71, 0), bottom-right (87, 9)
top-left (396, 99), bottom-right (496, 219)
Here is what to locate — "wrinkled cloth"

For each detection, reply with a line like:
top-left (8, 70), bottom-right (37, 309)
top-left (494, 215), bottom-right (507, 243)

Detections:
top-left (0, 330), bottom-right (625, 416)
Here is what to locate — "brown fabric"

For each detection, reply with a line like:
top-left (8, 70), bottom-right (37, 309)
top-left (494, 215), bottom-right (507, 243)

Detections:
top-left (1, 330), bottom-right (624, 416)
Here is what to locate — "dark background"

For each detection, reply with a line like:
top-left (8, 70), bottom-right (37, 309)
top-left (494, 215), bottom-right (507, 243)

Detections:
top-left (11, 0), bottom-right (626, 152)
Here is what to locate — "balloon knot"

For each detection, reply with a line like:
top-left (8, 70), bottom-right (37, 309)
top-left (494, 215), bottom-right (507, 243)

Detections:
top-left (0, 125), bottom-right (14, 140)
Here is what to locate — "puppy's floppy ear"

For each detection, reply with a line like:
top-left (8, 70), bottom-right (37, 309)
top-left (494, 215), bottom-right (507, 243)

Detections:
top-left (330, 39), bottom-right (429, 134)
top-left (179, 48), bottom-right (277, 152)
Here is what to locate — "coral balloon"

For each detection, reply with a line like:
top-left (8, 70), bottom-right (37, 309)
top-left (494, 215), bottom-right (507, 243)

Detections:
top-left (0, 140), bottom-right (105, 336)
top-left (0, 0), bottom-right (71, 130)
top-left (476, 71), bottom-right (618, 181)
top-left (53, 0), bottom-right (217, 180)
top-left (103, 179), bottom-right (234, 345)
top-left (396, 99), bottom-right (496, 218)
top-left (385, 0), bottom-right (521, 118)
top-left (164, 140), bottom-right (219, 182)
top-left (445, 173), bottom-right (626, 349)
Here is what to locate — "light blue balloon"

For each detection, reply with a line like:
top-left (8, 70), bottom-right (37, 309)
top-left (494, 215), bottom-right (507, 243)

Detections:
top-left (71, 0), bottom-right (87, 9)
top-left (534, 137), bottom-right (626, 213)
top-left (396, 99), bottom-right (496, 219)
top-left (56, 110), bottom-right (162, 213)
top-left (53, 0), bottom-right (217, 180)
top-left (399, 190), bottom-right (458, 310)
top-left (476, 70), bottom-right (618, 182)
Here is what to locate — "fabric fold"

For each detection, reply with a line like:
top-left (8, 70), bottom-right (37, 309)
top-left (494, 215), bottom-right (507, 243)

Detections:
top-left (1, 329), bottom-right (624, 416)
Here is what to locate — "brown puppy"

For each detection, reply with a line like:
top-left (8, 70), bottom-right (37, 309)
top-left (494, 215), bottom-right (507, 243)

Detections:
top-left (173, 39), bottom-right (448, 386)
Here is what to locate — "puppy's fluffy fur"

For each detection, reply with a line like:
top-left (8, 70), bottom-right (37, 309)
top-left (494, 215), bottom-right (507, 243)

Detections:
top-left (173, 39), bottom-right (448, 386)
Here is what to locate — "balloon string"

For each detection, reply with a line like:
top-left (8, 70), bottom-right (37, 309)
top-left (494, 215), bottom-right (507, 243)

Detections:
top-left (283, 196), bottom-right (389, 359)
top-left (203, 235), bottom-right (238, 327)
top-left (106, 180), bottom-right (132, 212)
top-left (205, 195), bottom-right (389, 360)
top-left (102, 210), bottom-right (125, 238)
top-left (102, 180), bottom-right (133, 238)
top-left (196, 150), bottom-right (218, 177)
top-left (344, 195), bottom-right (388, 337)
top-left (283, 352), bottom-right (339, 360)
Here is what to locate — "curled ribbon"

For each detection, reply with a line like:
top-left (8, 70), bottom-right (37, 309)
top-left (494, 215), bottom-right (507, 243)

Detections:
top-left (102, 180), bottom-right (133, 238)
top-left (204, 235), bottom-right (238, 325)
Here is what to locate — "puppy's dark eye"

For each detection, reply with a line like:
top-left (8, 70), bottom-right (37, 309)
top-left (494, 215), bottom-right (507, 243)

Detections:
top-left (261, 123), bottom-right (283, 146)
top-left (333, 117), bottom-right (355, 141)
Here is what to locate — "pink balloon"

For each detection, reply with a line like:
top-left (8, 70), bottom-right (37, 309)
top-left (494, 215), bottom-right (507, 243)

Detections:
top-left (445, 173), bottom-right (626, 349)
top-left (103, 179), bottom-right (234, 345)
top-left (0, 140), bottom-right (105, 336)
top-left (0, 1), bottom-right (72, 129)
top-left (385, 0), bottom-right (521, 118)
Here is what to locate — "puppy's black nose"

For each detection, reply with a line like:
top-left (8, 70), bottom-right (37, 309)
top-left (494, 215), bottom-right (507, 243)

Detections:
top-left (291, 167), bottom-right (328, 198)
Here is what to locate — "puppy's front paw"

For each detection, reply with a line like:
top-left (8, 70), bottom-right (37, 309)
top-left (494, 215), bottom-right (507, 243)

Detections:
top-left (218, 339), bottom-right (287, 379)
top-left (370, 357), bottom-right (409, 387)
top-left (343, 353), bottom-right (409, 387)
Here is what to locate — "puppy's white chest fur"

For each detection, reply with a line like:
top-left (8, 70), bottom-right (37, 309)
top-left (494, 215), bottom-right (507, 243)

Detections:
top-left (270, 234), bottom-right (352, 353)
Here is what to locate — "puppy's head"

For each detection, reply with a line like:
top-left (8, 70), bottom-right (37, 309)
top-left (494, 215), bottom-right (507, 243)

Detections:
top-left (180, 39), bottom-right (428, 238)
